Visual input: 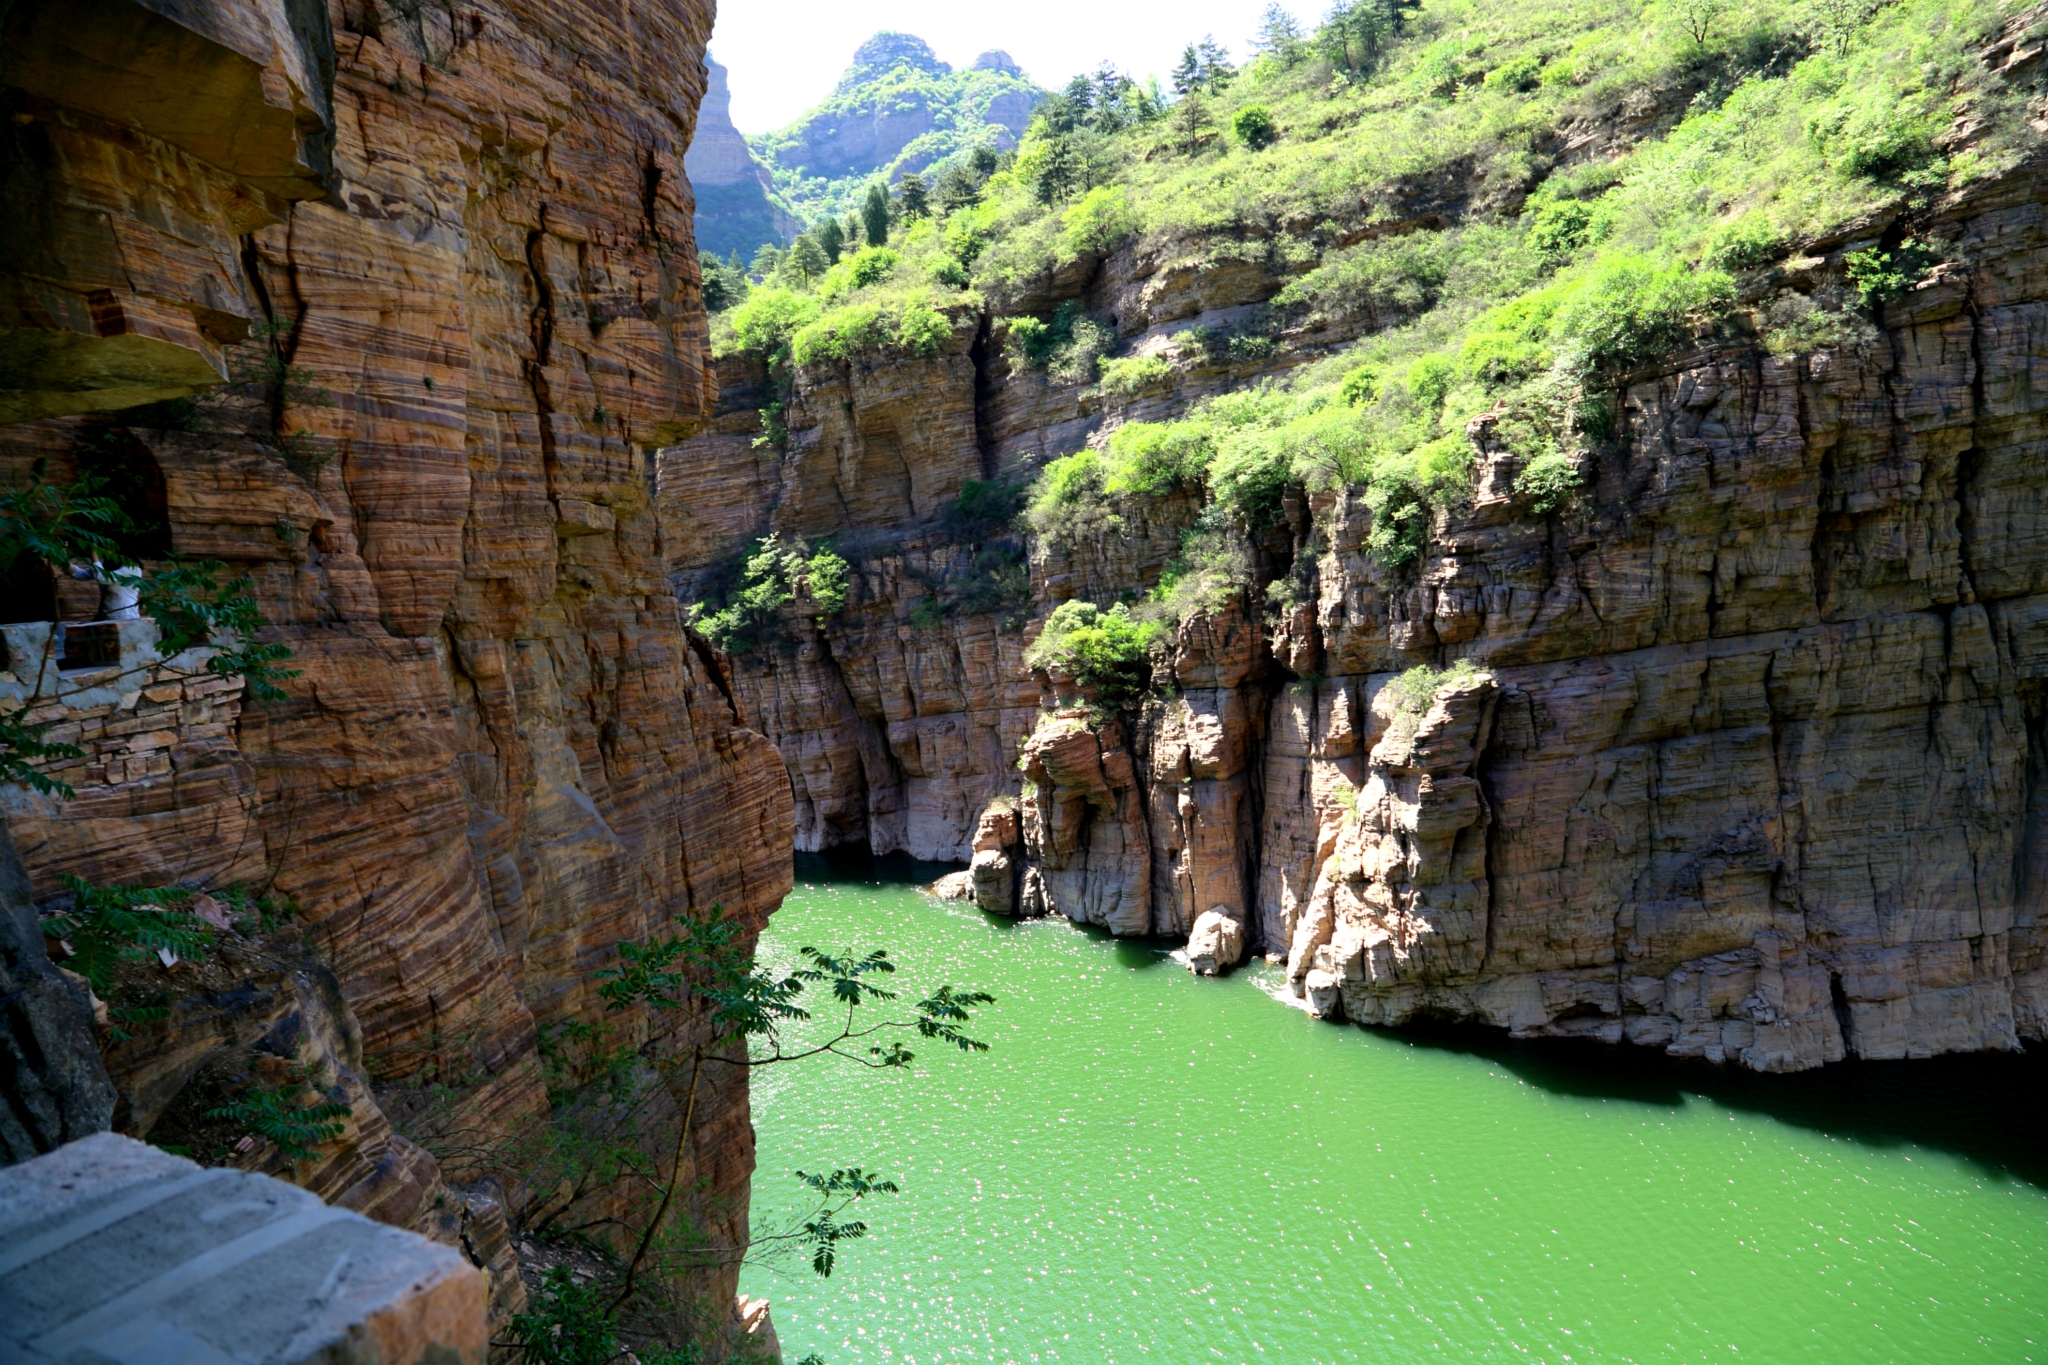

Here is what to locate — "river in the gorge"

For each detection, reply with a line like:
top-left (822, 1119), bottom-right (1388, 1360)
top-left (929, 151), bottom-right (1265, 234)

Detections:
top-left (737, 854), bottom-right (2048, 1364)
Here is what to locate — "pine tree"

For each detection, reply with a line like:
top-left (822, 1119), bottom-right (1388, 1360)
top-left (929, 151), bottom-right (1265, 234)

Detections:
top-left (1255, 4), bottom-right (1307, 66)
top-left (1172, 92), bottom-right (1213, 152)
top-left (897, 173), bottom-right (929, 220)
top-left (1196, 36), bottom-right (1237, 92)
top-left (788, 234), bottom-right (828, 281)
top-left (861, 183), bottom-right (891, 248)
top-left (817, 217), bottom-right (845, 264)
top-left (1171, 44), bottom-right (1201, 96)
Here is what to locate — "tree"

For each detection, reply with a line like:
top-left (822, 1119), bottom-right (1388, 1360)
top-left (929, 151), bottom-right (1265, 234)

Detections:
top-left (816, 218), bottom-right (845, 264)
top-left (1318, 0), bottom-right (1417, 74)
top-left (1195, 36), bottom-right (1237, 91)
top-left (785, 234), bottom-right (828, 283)
top-left (1171, 44), bottom-right (1202, 96)
top-left (698, 251), bottom-right (748, 312)
top-left (1233, 104), bottom-right (1279, 150)
top-left (1810, 0), bottom-right (1881, 55)
top-left (1255, 4), bottom-right (1308, 65)
top-left (748, 242), bottom-right (785, 280)
top-left (1031, 135), bottom-right (1084, 205)
top-left (896, 173), bottom-right (929, 220)
top-left (1678, 0), bottom-right (1721, 46)
top-left (934, 162), bottom-right (984, 214)
top-left (861, 183), bottom-right (891, 249)
top-left (1172, 93), bottom-right (1214, 153)
top-left (843, 211), bottom-right (864, 251)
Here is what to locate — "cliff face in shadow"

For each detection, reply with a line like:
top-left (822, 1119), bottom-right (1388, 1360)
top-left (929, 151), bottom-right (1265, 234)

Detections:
top-left (0, 0), bottom-right (792, 1353)
top-left (659, 32), bottom-right (2048, 1077)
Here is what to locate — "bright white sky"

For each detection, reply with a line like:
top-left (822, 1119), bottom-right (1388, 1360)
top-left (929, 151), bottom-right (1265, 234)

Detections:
top-left (712, 1), bottom-right (1327, 134)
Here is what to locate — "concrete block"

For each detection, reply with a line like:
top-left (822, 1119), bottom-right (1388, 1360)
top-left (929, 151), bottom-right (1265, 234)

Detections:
top-left (0, 1132), bottom-right (487, 1364)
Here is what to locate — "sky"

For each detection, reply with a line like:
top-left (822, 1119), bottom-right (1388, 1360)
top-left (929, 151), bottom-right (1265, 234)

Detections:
top-left (710, 0), bottom-right (1327, 134)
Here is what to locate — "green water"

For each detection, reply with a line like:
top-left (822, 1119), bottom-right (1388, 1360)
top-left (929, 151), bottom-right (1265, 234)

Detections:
top-left (740, 858), bottom-right (2048, 1364)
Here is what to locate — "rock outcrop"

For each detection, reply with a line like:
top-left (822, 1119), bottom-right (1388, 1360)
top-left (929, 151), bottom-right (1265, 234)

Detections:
top-left (661, 115), bottom-right (2048, 1073)
top-left (0, 0), bottom-right (793, 1352)
top-left (689, 56), bottom-right (799, 260)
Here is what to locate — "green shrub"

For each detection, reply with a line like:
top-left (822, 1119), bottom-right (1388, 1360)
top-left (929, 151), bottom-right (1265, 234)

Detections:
top-left (1275, 230), bottom-right (1454, 321)
top-left (896, 298), bottom-right (953, 355)
top-left (1102, 421), bottom-right (1210, 496)
top-left (1703, 213), bottom-right (1785, 271)
top-left (1389, 658), bottom-right (1482, 714)
top-left (790, 302), bottom-right (889, 366)
top-left (46, 876), bottom-right (213, 996)
top-left (205, 1069), bottom-right (351, 1168)
top-left (687, 536), bottom-right (849, 655)
top-left (1405, 354), bottom-right (1458, 412)
top-left (1062, 186), bottom-right (1138, 260)
top-left (946, 477), bottom-right (1028, 539)
top-left (1148, 518), bottom-right (1251, 625)
top-left (1024, 600), bottom-right (1161, 702)
top-left (1547, 257), bottom-right (1735, 377)
top-left (1526, 199), bottom-right (1597, 259)
top-left (1007, 300), bottom-right (1109, 382)
top-left (1023, 450), bottom-right (1117, 545)
top-left (1484, 54), bottom-right (1543, 93)
top-left (844, 246), bottom-right (901, 289)
top-left (1758, 289), bottom-right (1877, 354)
top-left (1339, 364), bottom-right (1382, 406)
top-left (1097, 354), bottom-right (1173, 395)
top-left (721, 286), bottom-right (822, 360)
top-left (1233, 104), bottom-right (1279, 149)
top-left (1514, 450), bottom-right (1582, 513)
top-left (1843, 239), bottom-right (1937, 306)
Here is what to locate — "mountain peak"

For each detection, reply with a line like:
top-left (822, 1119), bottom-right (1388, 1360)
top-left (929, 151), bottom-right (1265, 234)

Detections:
top-left (972, 50), bottom-right (1023, 76)
top-left (837, 32), bottom-right (950, 93)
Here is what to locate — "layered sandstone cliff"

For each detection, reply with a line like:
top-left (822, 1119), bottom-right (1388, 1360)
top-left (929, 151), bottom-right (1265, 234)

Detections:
top-left (0, 0), bottom-right (792, 1353)
top-left (660, 81), bottom-right (2048, 1075)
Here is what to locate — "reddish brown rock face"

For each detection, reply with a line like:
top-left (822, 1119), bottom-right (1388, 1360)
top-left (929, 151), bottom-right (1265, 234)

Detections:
top-left (660, 141), bottom-right (2048, 1074)
top-left (1, 0), bottom-right (793, 1346)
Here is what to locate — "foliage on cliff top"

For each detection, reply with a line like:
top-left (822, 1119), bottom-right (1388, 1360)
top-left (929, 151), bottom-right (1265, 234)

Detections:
top-left (1024, 600), bottom-right (1162, 704)
top-left (990, 0), bottom-right (2037, 577)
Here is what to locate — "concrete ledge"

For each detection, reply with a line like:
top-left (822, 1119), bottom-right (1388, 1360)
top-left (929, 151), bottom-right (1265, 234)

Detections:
top-left (0, 1132), bottom-right (487, 1364)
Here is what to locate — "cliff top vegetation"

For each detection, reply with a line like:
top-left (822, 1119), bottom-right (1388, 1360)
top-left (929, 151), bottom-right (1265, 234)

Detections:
top-left (704, 0), bottom-right (2044, 663)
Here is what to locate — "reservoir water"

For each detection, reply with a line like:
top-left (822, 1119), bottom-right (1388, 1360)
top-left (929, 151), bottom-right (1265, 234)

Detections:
top-left (740, 856), bottom-right (2048, 1364)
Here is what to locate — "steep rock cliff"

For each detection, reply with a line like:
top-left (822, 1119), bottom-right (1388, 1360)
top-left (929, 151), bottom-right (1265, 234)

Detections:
top-left (689, 56), bottom-right (800, 260)
top-left (660, 116), bottom-right (2048, 1074)
top-left (0, 0), bottom-right (793, 1351)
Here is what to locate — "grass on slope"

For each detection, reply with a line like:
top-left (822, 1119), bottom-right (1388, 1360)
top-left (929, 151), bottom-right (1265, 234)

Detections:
top-left (711, 0), bottom-right (2043, 626)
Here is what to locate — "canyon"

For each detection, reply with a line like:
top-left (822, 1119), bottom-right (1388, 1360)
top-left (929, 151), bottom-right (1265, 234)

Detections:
top-left (4, 1), bottom-right (2048, 1361)
top-left (661, 12), bottom-right (2048, 1076)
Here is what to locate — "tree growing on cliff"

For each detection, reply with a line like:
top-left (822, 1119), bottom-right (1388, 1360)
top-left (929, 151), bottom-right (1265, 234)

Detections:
top-left (816, 217), bottom-right (846, 264)
top-left (578, 906), bottom-right (991, 1339)
top-left (896, 172), bottom-right (929, 220)
top-left (861, 183), bottom-right (892, 248)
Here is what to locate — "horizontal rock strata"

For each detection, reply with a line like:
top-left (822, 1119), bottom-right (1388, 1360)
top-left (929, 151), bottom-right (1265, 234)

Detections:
top-left (661, 137), bottom-right (2048, 1073)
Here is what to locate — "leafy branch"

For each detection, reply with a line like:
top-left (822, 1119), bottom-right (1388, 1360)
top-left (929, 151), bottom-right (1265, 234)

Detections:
top-left (589, 903), bottom-right (993, 1313)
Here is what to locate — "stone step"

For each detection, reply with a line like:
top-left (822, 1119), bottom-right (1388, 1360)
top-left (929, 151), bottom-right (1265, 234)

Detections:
top-left (0, 1132), bottom-right (485, 1364)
